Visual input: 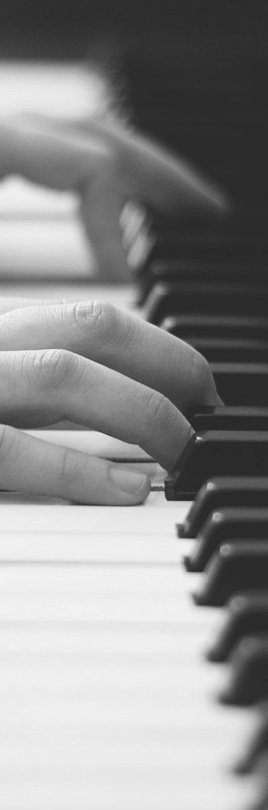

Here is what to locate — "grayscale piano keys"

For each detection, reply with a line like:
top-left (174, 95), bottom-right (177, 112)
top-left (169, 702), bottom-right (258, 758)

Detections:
top-left (0, 53), bottom-right (267, 810)
top-left (0, 434), bottom-right (259, 810)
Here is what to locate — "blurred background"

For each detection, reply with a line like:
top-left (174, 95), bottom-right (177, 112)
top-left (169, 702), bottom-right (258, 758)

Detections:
top-left (0, 0), bottom-right (267, 187)
top-left (0, 0), bottom-right (267, 292)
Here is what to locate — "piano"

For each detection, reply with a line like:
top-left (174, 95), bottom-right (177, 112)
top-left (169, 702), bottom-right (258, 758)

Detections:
top-left (0, 2), bottom-right (268, 805)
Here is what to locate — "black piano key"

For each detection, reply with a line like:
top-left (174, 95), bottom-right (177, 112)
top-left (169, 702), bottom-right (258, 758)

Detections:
top-left (165, 431), bottom-right (268, 500)
top-left (146, 281), bottom-right (268, 325)
top-left (148, 253), bottom-right (268, 280)
top-left (234, 703), bottom-right (268, 774)
top-left (161, 314), bottom-right (268, 342)
top-left (189, 406), bottom-right (268, 432)
top-left (143, 232), bottom-right (221, 266)
top-left (220, 635), bottom-right (268, 706)
top-left (185, 506), bottom-right (268, 572)
top-left (182, 338), bottom-right (268, 364)
top-left (142, 227), bottom-right (268, 264)
top-left (207, 592), bottom-right (268, 663)
top-left (194, 541), bottom-right (268, 607)
top-left (211, 362), bottom-right (268, 406)
top-left (179, 476), bottom-right (268, 539)
top-left (137, 256), bottom-right (268, 304)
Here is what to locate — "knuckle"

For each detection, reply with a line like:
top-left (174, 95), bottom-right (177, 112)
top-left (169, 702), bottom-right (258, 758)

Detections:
top-left (68, 300), bottom-right (105, 331)
top-left (70, 299), bottom-right (118, 348)
top-left (30, 349), bottom-right (80, 390)
top-left (145, 389), bottom-right (176, 431)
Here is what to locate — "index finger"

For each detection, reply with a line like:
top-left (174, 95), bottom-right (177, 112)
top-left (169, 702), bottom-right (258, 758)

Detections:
top-left (0, 297), bottom-right (63, 317)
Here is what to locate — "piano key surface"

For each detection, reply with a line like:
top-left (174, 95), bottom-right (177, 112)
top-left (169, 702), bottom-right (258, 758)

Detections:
top-left (0, 438), bottom-right (258, 810)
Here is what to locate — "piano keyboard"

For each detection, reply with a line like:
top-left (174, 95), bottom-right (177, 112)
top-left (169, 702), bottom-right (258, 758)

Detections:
top-left (1, 57), bottom-right (268, 809)
top-left (0, 443), bottom-right (258, 810)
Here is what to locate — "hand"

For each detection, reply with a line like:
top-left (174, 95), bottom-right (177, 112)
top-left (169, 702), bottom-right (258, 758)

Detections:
top-left (0, 297), bottom-right (218, 504)
top-left (0, 114), bottom-right (230, 282)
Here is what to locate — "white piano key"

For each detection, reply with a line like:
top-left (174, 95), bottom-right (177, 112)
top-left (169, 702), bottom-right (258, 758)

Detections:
top-left (0, 737), bottom-right (248, 769)
top-left (0, 619), bottom-right (220, 656)
top-left (0, 498), bottom-right (186, 534)
top-left (0, 651), bottom-right (228, 689)
top-left (0, 770), bottom-right (258, 810)
top-left (0, 178), bottom-right (75, 219)
top-left (0, 590), bottom-right (204, 622)
top-left (0, 713), bottom-right (255, 743)
top-left (0, 561), bottom-right (200, 593)
top-left (0, 220), bottom-right (93, 278)
top-left (0, 532), bottom-right (184, 563)
top-left (0, 681), bottom-right (248, 723)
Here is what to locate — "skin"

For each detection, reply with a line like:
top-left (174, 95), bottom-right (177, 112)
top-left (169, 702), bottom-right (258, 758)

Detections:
top-left (0, 115), bottom-right (225, 502)
top-left (0, 114), bottom-right (231, 282)
top-left (0, 298), bottom-right (219, 504)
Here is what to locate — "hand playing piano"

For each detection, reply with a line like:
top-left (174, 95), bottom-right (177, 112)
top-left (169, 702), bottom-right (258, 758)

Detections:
top-left (0, 114), bottom-right (229, 282)
top-left (0, 298), bottom-right (219, 504)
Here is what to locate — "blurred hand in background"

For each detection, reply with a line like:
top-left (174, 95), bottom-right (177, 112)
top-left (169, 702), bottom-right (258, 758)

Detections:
top-left (0, 114), bottom-right (230, 282)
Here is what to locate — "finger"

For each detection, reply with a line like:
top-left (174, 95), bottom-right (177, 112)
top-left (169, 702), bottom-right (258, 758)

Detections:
top-left (79, 178), bottom-right (128, 282)
top-left (3, 119), bottom-right (106, 191)
top-left (6, 114), bottom-right (231, 219)
top-left (0, 297), bottom-right (62, 317)
top-left (0, 301), bottom-right (218, 414)
top-left (0, 424), bottom-right (150, 505)
top-left (27, 116), bottom-right (230, 219)
top-left (0, 348), bottom-right (192, 470)
top-left (98, 121), bottom-right (232, 219)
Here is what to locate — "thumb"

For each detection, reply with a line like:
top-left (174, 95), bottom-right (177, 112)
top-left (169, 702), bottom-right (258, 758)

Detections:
top-left (0, 425), bottom-right (150, 505)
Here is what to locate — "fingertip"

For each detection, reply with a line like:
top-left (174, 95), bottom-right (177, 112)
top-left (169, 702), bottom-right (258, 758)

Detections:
top-left (109, 466), bottom-right (151, 504)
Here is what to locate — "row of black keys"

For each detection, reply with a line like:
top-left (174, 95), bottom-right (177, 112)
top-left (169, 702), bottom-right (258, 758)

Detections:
top-left (175, 474), bottom-right (268, 804)
top-left (135, 217), bottom-right (268, 406)
top-left (175, 470), bottom-right (268, 800)
top-left (136, 216), bottom-right (268, 807)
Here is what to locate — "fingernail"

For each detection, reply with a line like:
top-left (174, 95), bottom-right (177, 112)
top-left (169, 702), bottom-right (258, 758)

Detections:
top-left (109, 466), bottom-right (149, 495)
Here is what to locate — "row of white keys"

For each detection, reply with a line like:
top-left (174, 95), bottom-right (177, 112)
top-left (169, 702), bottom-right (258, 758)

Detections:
top-left (0, 431), bottom-right (260, 809)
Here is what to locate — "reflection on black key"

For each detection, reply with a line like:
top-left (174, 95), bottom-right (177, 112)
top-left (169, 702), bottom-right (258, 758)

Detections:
top-left (189, 407), bottom-right (268, 432)
top-left (207, 592), bottom-right (268, 662)
top-left (165, 432), bottom-right (268, 499)
top-left (185, 507), bottom-right (268, 572)
top-left (194, 541), bottom-right (268, 607)
top-left (181, 338), bottom-right (268, 363)
top-left (179, 476), bottom-right (268, 538)
top-left (137, 257), bottom-right (268, 304)
top-left (220, 635), bottom-right (268, 706)
top-left (161, 314), bottom-right (268, 342)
